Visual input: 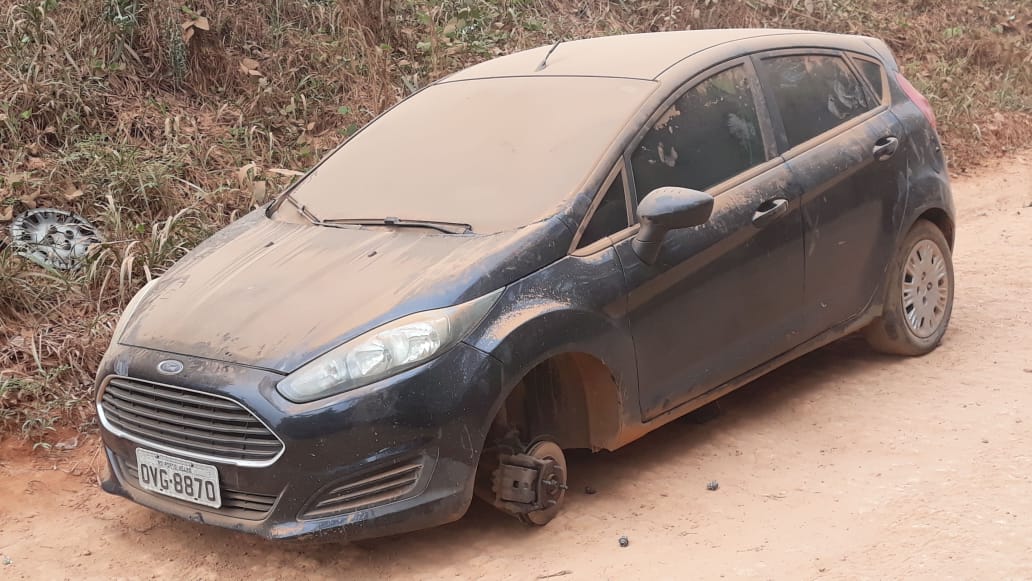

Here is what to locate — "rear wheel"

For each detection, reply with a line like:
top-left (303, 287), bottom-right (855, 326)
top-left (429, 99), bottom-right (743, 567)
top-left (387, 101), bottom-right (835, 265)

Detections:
top-left (865, 220), bottom-right (954, 355)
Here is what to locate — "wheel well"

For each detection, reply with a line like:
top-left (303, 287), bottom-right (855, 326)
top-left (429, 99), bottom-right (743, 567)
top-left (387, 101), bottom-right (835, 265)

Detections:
top-left (492, 353), bottom-right (622, 452)
top-left (917, 208), bottom-right (955, 249)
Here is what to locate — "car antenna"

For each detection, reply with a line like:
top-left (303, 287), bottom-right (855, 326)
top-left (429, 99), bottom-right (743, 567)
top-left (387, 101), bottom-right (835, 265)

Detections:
top-left (535, 40), bottom-right (562, 72)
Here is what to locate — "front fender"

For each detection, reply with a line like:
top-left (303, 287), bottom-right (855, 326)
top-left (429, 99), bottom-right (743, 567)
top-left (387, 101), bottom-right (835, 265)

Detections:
top-left (463, 248), bottom-right (640, 433)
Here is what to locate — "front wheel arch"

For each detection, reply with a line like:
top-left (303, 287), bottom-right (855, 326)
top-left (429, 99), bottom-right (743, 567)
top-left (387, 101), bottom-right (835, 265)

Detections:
top-left (491, 352), bottom-right (624, 452)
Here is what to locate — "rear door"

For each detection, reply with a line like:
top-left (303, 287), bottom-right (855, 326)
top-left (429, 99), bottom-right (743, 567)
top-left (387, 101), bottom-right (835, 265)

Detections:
top-left (615, 59), bottom-right (808, 420)
top-left (754, 51), bottom-right (907, 337)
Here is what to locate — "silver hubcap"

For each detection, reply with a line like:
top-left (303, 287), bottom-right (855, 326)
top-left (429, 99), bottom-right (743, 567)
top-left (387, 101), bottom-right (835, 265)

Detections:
top-left (901, 239), bottom-right (949, 338)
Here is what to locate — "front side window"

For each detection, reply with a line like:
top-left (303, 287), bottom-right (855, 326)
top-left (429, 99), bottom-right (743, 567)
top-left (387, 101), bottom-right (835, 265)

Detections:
top-left (762, 54), bottom-right (874, 148)
top-left (631, 65), bottom-right (767, 200)
top-left (577, 173), bottom-right (629, 249)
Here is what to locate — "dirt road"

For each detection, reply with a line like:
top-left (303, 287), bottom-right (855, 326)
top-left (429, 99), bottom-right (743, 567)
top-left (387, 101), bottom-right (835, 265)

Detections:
top-left (2, 153), bottom-right (1031, 580)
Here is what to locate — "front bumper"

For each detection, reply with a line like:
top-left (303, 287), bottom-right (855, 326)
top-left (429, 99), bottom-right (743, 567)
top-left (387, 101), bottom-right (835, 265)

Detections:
top-left (96, 342), bottom-right (503, 541)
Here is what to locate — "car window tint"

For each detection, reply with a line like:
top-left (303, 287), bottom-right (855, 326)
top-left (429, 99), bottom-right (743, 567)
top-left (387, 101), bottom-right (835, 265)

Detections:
top-left (856, 58), bottom-right (885, 102)
top-left (763, 54), bottom-right (874, 148)
top-left (631, 65), bottom-right (766, 200)
top-left (578, 174), bottom-right (629, 248)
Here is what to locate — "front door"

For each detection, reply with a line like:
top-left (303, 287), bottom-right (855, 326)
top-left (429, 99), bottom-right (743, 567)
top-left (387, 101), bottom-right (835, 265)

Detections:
top-left (615, 61), bottom-right (808, 420)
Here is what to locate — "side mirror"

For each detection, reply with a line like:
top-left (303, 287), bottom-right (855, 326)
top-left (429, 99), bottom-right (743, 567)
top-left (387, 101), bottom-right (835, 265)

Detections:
top-left (632, 187), bottom-right (714, 265)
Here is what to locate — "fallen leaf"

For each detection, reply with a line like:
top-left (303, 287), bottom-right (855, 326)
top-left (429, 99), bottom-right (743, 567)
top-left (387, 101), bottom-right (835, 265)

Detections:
top-left (63, 182), bottom-right (84, 201)
top-left (26, 157), bottom-right (46, 170)
top-left (252, 180), bottom-right (268, 203)
top-left (183, 26), bottom-right (195, 44)
top-left (54, 436), bottom-right (79, 451)
top-left (237, 162), bottom-right (258, 185)
top-left (3, 172), bottom-right (31, 186)
top-left (19, 191), bottom-right (40, 209)
top-left (267, 168), bottom-right (303, 177)
top-left (194, 16), bottom-right (210, 31)
top-left (0, 206), bottom-right (12, 221)
top-left (241, 57), bottom-right (260, 71)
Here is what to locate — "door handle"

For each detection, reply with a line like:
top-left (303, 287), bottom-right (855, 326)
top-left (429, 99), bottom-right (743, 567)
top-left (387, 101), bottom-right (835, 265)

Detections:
top-left (752, 198), bottom-right (789, 228)
top-left (873, 136), bottom-right (899, 161)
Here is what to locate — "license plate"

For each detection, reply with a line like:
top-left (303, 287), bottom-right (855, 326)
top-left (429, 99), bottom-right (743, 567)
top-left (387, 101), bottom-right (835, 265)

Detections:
top-left (135, 448), bottom-right (222, 508)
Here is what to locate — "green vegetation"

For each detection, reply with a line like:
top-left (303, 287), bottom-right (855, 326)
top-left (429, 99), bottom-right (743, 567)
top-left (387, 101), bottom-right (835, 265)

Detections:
top-left (1, 0), bottom-right (1029, 442)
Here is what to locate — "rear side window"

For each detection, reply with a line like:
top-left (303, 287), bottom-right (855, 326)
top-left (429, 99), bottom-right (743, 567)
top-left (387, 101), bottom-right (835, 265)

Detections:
top-left (631, 65), bottom-right (766, 199)
top-left (762, 55), bottom-right (874, 148)
top-left (578, 174), bottom-right (629, 249)
top-left (855, 58), bottom-right (885, 102)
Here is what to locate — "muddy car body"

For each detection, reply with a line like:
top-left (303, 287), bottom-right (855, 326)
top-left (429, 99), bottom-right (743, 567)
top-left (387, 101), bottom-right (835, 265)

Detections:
top-left (96, 29), bottom-right (954, 540)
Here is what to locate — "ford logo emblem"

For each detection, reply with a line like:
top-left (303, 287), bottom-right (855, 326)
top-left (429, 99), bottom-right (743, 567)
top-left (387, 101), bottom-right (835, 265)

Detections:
top-left (157, 359), bottom-right (184, 375)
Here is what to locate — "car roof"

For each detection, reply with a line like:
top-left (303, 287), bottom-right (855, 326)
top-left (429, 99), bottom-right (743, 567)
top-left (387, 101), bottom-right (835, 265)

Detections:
top-left (442, 29), bottom-right (834, 82)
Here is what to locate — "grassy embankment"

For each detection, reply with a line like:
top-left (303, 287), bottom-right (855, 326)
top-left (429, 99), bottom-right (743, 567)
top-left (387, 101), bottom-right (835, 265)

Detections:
top-left (1, 0), bottom-right (1029, 443)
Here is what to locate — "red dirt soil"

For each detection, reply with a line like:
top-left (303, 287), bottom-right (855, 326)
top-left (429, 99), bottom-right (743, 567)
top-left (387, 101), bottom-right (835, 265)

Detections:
top-left (1, 153), bottom-right (1031, 580)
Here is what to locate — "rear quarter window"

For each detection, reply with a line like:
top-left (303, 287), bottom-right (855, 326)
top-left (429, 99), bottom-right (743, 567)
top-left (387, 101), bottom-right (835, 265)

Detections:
top-left (761, 54), bottom-right (874, 149)
top-left (854, 57), bottom-right (886, 103)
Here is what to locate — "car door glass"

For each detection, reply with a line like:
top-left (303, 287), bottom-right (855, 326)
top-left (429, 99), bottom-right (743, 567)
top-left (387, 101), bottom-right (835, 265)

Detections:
top-left (578, 173), bottom-right (629, 249)
top-left (631, 65), bottom-right (766, 201)
top-left (762, 54), bottom-right (874, 148)
top-left (855, 58), bottom-right (885, 103)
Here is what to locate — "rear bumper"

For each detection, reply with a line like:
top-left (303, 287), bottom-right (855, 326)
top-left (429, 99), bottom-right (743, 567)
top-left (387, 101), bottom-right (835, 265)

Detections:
top-left (96, 342), bottom-right (503, 541)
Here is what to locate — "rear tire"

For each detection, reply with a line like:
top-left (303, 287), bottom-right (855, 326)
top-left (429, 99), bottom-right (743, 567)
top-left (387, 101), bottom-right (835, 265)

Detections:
top-left (864, 220), bottom-right (954, 355)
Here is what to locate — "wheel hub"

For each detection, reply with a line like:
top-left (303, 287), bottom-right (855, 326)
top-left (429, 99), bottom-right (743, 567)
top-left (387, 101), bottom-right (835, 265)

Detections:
top-left (490, 440), bottom-right (568, 526)
top-left (901, 239), bottom-right (949, 338)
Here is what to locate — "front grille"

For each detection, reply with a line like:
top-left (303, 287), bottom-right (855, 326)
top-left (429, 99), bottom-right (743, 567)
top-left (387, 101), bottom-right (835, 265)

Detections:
top-left (100, 377), bottom-right (283, 464)
top-left (120, 458), bottom-right (277, 520)
top-left (301, 459), bottom-right (422, 520)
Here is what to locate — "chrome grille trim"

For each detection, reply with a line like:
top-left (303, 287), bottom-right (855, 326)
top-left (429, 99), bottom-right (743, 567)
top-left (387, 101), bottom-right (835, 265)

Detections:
top-left (301, 459), bottom-right (423, 520)
top-left (98, 376), bottom-right (285, 468)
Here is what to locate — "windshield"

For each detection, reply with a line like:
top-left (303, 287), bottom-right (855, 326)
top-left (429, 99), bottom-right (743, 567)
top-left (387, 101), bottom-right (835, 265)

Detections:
top-left (280, 76), bottom-right (657, 234)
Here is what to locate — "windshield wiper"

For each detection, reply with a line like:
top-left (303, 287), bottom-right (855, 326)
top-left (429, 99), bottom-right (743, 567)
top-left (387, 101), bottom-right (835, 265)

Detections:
top-left (279, 192), bottom-right (324, 226)
top-left (277, 198), bottom-right (472, 234)
top-left (322, 217), bottom-right (473, 235)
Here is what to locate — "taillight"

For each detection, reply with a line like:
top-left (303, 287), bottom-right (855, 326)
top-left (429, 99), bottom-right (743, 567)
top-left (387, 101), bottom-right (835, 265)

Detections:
top-left (896, 72), bottom-right (938, 130)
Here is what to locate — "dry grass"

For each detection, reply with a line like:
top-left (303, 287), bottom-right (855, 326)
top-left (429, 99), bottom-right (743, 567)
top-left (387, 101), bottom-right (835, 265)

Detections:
top-left (1, 0), bottom-right (1029, 443)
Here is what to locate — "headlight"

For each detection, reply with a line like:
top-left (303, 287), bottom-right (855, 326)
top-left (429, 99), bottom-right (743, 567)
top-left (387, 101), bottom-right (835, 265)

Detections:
top-left (112, 277), bottom-right (160, 342)
top-left (277, 288), bottom-right (503, 403)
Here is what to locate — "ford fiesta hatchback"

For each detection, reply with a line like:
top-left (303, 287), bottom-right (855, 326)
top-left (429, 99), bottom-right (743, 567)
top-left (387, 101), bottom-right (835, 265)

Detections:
top-left (96, 29), bottom-right (954, 540)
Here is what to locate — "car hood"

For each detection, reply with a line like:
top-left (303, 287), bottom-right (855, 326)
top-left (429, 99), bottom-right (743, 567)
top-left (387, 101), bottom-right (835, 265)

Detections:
top-left (119, 210), bottom-right (570, 373)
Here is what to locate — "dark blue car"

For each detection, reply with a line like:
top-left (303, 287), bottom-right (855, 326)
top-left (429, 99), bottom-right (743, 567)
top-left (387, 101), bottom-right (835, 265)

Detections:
top-left (96, 29), bottom-right (954, 540)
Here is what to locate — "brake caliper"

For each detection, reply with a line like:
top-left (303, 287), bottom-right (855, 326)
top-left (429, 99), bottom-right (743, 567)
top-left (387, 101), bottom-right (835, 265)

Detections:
top-left (491, 452), bottom-right (567, 515)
